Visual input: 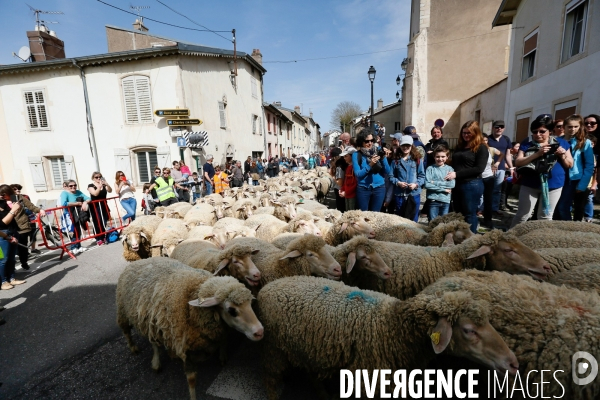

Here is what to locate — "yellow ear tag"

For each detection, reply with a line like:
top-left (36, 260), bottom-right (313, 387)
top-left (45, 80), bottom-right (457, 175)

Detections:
top-left (430, 331), bottom-right (441, 345)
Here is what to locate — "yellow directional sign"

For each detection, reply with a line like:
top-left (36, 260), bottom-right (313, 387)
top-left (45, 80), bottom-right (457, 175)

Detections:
top-left (167, 119), bottom-right (203, 126)
top-left (155, 109), bottom-right (190, 117)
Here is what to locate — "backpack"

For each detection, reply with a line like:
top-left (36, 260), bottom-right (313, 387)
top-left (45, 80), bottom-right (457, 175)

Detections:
top-left (107, 229), bottom-right (120, 243)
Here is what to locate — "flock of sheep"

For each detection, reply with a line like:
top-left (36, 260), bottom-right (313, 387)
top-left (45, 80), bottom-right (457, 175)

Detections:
top-left (115, 166), bottom-right (600, 400)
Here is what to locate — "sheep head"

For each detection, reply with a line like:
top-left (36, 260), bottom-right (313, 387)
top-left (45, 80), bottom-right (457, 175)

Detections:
top-left (236, 201), bottom-right (257, 220)
top-left (271, 197), bottom-right (299, 221)
top-left (151, 238), bottom-right (185, 257)
top-left (190, 276), bottom-right (263, 341)
top-left (213, 245), bottom-right (262, 287)
top-left (280, 235), bottom-right (342, 280)
top-left (337, 216), bottom-right (375, 241)
top-left (122, 231), bottom-right (148, 252)
top-left (289, 217), bottom-right (322, 237)
top-left (343, 237), bottom-right (391, 279)
top-left (463, 230), bottom-right (551, 280)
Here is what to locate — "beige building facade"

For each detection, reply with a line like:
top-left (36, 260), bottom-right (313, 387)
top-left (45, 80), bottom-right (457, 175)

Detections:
top-left (402, 0), bottom-right (511, 142)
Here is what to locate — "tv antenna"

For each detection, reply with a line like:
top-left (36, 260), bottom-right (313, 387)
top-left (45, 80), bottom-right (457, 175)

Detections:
top-left (130, 4), bottom-right (150, 24)
top-left (26, 4), bottom-right (64, 29)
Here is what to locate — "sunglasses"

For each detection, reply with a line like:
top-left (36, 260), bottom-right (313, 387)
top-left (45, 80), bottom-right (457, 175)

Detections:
top-left (585, 122), bottom-right (598, 126)
top-left (68, 185), bottom-right (77, 188)
top-left (94, 175), bottom-right (102, 179)
top-left (363, 139), bottom-right (374, 143)
top-left (555, 125), bottom-right (564, 129)
top-left (494, 126), bottom-right (504, 129)
top-left (163, 172), bottom-right (170, 174)
top-left (532, 129), bottom-right (548, 134)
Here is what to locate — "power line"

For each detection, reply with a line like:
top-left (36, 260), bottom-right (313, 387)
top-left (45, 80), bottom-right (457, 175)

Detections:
top-left (263, 47), bottom-right (406, 64)
top-left (96, 0), bottom-right (231, 34)
top-left (155, 0), bottom-right (231, 43)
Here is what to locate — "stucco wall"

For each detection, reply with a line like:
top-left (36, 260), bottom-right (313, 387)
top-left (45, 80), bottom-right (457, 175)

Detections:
top-left (459, 79), bottom-right (507, 134)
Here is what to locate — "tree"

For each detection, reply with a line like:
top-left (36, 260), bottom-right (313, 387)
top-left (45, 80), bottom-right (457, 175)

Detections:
top-left (330, 101), bottom-right (363, 132)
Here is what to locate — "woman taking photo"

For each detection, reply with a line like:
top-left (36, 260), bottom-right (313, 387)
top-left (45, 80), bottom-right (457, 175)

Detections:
top-left (554, 114), bottom-right (594, 221)
top-left (115, 171), bottom-right (136, 224)
top-left (387, 135), bottom-right (425, 222)
top-left (510, 114), bottom-right (573, 228)
top-left (445, 121), bottom-right (487, 233)
top-left (88, 171), bottom-right (112, 246)
top-left (0, 185), bottom-right (24, 290)
top-left (352, 130), bottom-right (391, 211)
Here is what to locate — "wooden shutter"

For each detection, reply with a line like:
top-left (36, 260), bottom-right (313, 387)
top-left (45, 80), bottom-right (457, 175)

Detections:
top-left (251, 77), bottom-right (257, 99)
top-left (24, 90), bottom-right (49, 129)
top-left (218, 102), bottom-right (226, 128)
top-left (252, 115), bottom-right (256, 134)
top-left (516, 117), bottom-right (530, 143)
top-left (258, 116), bottom-right (262, 135)
top-left (122, 77), bottom-right (138, 123)
top-left (523, 33), bottom-right (538, 56)
top-left (136, 77), bottom-right (153, 122)
top-left (114, 148), bottom-right (132, 181)
top-left (122, 76), bottom-right (153, 124)
top-left (555, 106), bottom-right (577, 121)
top-left (28, 157), bottom-right (48, 192)
top-left (63, 155), bottom-right (76, 181)
top-left (156, 146), bottom-right (171, 169)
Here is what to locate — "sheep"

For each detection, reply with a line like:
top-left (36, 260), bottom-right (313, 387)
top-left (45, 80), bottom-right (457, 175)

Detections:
top-left (509, 219), bottom-right (600, 236)
top-left (257, 192), bottom-right (272, 207)
top-left (535, 248), bottom-right (600, 274)
top-left (517, 229), bottom-right (600, 249)
top-left (183, 203), bottom-right (219, 227)
top-left (425, 212), bottom-right (465, 231)
top-left (258, 276), bottom-right (518, 400)
top-left (312, 208), bottom-right (342, 223)
top-left (322, 210), bottom-right (376, 246)
top-left (165, 202), bottom-right (193, 218)
top-left (297, 200), bottom-right (328, 213)
top-left (116, 257), bottom-right (263, 400)
top-left (423, 270), bottom-right (600, 399)
top-left (150, 218), bottom-right (189, 257)
top-left (231, 198), bottom-right (257, 220)
top-left (244, 214), bottom-right (321, 242)
top-left (329, 235), bottom-right (392, 287)
top-left (170, 238), bottom-right (218, 261)
top-left (316, 176), bottom-right (331, 202)
top-left (225, 235), bottom-right (342, 293)
top-left (359, 210), bottom-right (422, 233)
top-left (373, 220), bottom-right (473, 246)
top-left (360, 230), bottom-right (551, 300)
top-left (271, 196), bottom-right (301, 222)
top-left (121, 215), bottom-right (162, 261)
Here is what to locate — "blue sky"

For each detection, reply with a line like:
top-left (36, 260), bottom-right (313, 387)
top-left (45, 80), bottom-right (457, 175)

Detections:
top-left (0, 0), bottom-right (410, 131)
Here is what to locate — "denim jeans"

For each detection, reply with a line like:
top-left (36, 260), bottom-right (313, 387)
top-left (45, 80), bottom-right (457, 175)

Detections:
top-left (205, 181), bottom-right (214, 195)
top-left (584, 191), bottom-right (594, 220)
top-left (121, 197), bottom-right (137, 223)
top-left (491, 169), bottom-right (505, 211)
top-left (192, 192), bottom-right (202, 202)
top-left (454, 179), bottom-right (484, 233)
top-left (555, 179), bottom-right (589, 221)
top-left (0, 230), bottom-right (18, 283)
top-left (394, 195), bottom-right (421, 222)
top-left (356, 185), bottom-right (386, 211)
top-left (428, 200), bottom-right (450, 222)
top-left (480, 176), bottom-right (495, 222)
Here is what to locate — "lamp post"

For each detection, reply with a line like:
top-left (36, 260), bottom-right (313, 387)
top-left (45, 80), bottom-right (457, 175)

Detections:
top-left (368, 65), bottom-right (376, 134)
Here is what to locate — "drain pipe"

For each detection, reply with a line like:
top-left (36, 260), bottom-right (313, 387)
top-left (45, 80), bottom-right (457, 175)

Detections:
top-left (72, 59), bottom-right (100, 171)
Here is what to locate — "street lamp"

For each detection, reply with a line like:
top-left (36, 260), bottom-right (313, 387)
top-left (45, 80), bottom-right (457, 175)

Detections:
top-left (396, 75), bottom-right (401, 85)
top-left (368, 65), bottom-right (376, 133)
top-left (396, 91), bottom-right (400, 101)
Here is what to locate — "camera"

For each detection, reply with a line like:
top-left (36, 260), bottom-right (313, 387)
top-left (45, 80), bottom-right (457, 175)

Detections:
top-left (547, 143), bottom-right (560, 154)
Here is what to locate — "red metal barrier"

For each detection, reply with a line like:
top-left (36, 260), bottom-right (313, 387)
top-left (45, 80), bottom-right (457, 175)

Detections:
top-left (35, 196), bottom-right (128, 259)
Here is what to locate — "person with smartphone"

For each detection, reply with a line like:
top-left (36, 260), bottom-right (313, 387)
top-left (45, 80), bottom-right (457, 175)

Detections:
top-left (115, 171), bottom-right (136, 225)
top-left (0, 185), bottom-right (25, 290)
top-left (8, 184), bottom-right (45, 270)
top-left (352, 130), bottom-right (391, 211)
top-left (88, 172), bottom-right (113, 245)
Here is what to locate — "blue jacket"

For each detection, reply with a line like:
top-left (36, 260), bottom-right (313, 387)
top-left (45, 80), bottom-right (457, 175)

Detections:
top-left (569, 138), bottom-right (595, 191)
top-left (352, 151), bottom-right (391, 189)
top-left (387, 156), bottom-right (425, 202)
top-left (424, 164), bottom-right (455, 203)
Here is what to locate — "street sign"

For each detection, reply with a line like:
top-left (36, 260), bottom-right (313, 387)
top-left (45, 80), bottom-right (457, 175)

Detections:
top-left (155, 109), bottom-right (190, 117)
top-left (183, 131), bottom-right (209, 148)
top-left (167, 119), bottom-right (202, 126)
top-left (435, 119), bottom-right (445, 127)
top-left (176, 137), bottom-right (187, 147)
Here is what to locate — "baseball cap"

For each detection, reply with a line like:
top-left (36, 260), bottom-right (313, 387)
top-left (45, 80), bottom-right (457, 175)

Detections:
top-left (493, 120), bottom-right (505, 127)
top-left (340, 147), bottom-right (357, 157)
top-left (402, 126), bottom-right (417, 136)
top-left (206, 154), bottom-right (214, 160)
top-left (330, 147), bottom-right (342, 157)
top-left (391, 133), bottom-right (403, 142)
top-left (400, 136), bottom-right (414, 146)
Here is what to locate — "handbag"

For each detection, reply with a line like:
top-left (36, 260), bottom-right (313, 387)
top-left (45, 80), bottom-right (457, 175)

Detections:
top-left (403, 195), bottom-right (417, 219)
top-left (251, 173), bottom-right (260, 181)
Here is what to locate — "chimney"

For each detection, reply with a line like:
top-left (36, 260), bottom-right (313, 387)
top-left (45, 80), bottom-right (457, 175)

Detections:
top-left (294, 106), bottom-right (301, 114)
top-left (377, 98), bottom-right (384, 110)
top-left (310, 111), bottom-right (313, 119)
top-left (133, 19), bottom-right (149, 32)
top-left (273, 101), bottom-right (282, 107)
top-left (251, 49), bottom-right (263, 65)
top-left (27, 27), bottom-right (65, 62)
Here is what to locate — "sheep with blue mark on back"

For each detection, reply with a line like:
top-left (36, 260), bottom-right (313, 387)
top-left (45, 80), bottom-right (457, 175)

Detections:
top-left (257, 276), bottom-right (518, 400)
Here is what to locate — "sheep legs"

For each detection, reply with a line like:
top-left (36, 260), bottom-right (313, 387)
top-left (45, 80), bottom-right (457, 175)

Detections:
top-left (151, 343), bottom-right (161, 372)
top-left (184, 359), bottom-right (198, 400)
top-left (119, 322), bottom-right (139, 354)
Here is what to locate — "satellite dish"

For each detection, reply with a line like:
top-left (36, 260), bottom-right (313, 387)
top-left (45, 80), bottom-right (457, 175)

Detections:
top-left (18, 46), bottom-right (31, 61)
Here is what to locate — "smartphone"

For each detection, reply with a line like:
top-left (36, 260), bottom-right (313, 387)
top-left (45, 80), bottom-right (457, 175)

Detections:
top-left (547, 143), bottom-right (560, 154)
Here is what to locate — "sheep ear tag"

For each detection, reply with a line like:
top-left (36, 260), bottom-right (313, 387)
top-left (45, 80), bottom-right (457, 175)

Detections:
top-left (467, 245), bottom-right (492, 259)
top-left (346, 252), bottom-right (356, 273)
top-left (189, 297), bottom-right (220, 308)
top-left (431, 317), bottom-right (453, 354)
top-left (214, 259), bottom-right (230, 275)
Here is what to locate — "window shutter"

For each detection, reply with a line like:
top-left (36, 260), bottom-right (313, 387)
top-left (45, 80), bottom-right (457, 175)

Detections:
top-left (219, 102), bottom-right (227, 128)
top-left (63, 155), bottom-right (76, 180)
top-left (122, 76), bottom-right (153, 124)
top-left (28, 157), bottom-right (48, 192)
top-left (523, 33), bottom-right (538, 55)
top-left (156, 146), bottom-right (171, 169)
top-left (122, 78), bottom-right (138, 123)
top-left (114, 148), bottom-right (132, 180)
top-left (258, 116), bottom-right (262, 135)
top-left (24, 90), bottom-right (49, 129)
top-left (25, 92), bottom-right (39, 129)
top-left (50, 157), bottom-right (68, 187)
top-left (251, 77), bottom-right (258, 99)
top-left (136, 77), bottom-right (153, 123)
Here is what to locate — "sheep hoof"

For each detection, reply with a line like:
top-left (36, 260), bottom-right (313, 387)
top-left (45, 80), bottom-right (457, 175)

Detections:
top-left (129, 345), bottom-right (139, 354)
top-left (220, 353), bottom-right (228, 366)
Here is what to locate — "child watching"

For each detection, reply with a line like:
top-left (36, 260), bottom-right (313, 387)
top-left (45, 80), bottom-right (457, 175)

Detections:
top-left (424, 146), bottom-right (455, 221)
top-left (190, 172), bottom-right (202, 203)
top-left (142, 183), bottom-right (154, 215)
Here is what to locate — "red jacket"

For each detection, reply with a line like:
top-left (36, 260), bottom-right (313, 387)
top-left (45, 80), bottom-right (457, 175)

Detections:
top-left (342, 164), bottom-right (357, 198)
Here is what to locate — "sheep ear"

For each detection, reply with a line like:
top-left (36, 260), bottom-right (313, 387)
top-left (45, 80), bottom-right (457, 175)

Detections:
top-left (338, 222), bottom-right (349, 233)
top-left (236, 206), bottom-right (245, 211)
top-left (364, 218), bottom-right (371, 222)
top-left (254, 223), bottom-right (262, 232)
top-left (314, 218), bottom-right (320, 223)
top-left (346, 252), bottom-right (356, 273)
top-left (280, 250), bottom-right (302, 259)
top-left (189, 297), bottom-right (220, 307)
top-left (224, 205), bottom-right (232, 209)
top-left (251, 249), bottom-right (260, 255)
top-left (214, 259), bottom-right (230, 275)
top-left (270, 199), bottom-right (281, 205)
top-left (467, 245), bottom-right (492, 259)
top-left (441, 233), bottom-right (455, 247)
top-left (121, 235), bottom-right (127, 243)
top-left (150, 244), bottom-right (163, 248)
top-left (177, 239), bottom-right (185, 244)
top-left (431, 317), bottom-right (453, 354)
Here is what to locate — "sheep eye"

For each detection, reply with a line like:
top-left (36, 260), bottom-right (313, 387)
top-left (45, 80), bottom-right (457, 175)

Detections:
top-left (227, 307), bottom-right (238, 317)
top-left (463, 328), bottom-right (476, 336)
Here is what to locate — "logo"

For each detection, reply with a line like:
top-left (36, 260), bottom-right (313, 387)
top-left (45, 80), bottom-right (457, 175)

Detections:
top-left (572, 351), bottom-right (598, 386)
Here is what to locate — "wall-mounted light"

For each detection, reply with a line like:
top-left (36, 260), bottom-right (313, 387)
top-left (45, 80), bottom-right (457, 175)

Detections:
top-left (401, 57), bottom-right (410, 71)
top-left (396, 91), bottom-right (400, 100)
top-left (396, 75), bottom-right (401, 85)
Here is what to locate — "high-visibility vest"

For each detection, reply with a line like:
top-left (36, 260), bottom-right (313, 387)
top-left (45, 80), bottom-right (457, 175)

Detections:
top-left (155, 177), bottom-right (176, 201)
top-left (214, 172), bottom-right (228, 194)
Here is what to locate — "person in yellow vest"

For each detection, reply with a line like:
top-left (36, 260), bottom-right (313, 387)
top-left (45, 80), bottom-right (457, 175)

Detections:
top-left (213, 165), bottom-right (230, 196)
top-left (148, 167), bottom-right (183, 206)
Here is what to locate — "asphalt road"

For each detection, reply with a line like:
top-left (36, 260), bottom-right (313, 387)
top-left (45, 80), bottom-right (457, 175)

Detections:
top-left (0, 242), bottom-right (316, 400)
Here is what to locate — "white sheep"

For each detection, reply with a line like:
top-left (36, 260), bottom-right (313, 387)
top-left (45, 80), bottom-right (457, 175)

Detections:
top-left (150, 218), bottom-right (189, 257)
top-left (322, 210), bottom-right (376, 246)
top-left (231, 198), bottom-right (257, 220)
top-left (183, 203), bottom-right (219, 227)
top-left (509, 219), bottom-right (600, 236)
top-left (244, 214), bottom-right (321, 242)
top-left (517, 228), bottom-right (600, 249)
top-left (116, 257), bottom-right (263, 400)
top-left (121, 215), bottom-right (162, 261)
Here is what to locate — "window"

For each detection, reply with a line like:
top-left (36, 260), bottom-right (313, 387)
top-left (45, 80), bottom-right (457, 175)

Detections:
top-left (24, 89), bottom-right (49, 130)
top-left (515, 112), bottom-right (531, 143)
top-left (49, 157), bottom-right (68, 187)
top-left (394, 122), bottom-right (401, 131)
top-left (278, 120), bottom-right (282, 135)
top-left (218, 102), bottom-right (227, 129)
top-left (122, 76), bottom-right (153, 124)
top-left (251, 77), bottom-right (258, 99)
top-left (267, 115), bottom-right (272, 134)
top-left (251, 114), bottom-right (261, 134)
top-left (554, 99), bottom-right (578, 121)
top-left (521, 30), bottom-right (538, 82)
top-left (562, 0), bottom-right (588, 62)
top-left (136, 151), bottom-right (158, 183)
